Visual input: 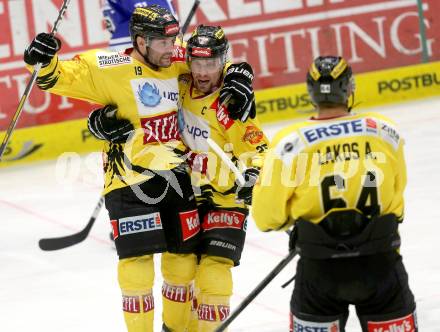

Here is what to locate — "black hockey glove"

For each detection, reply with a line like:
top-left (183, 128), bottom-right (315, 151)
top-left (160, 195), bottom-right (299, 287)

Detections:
top-left (24, 33), bottom-right (61, 67)
top-left (236, 167), bottom-right (260, 205)
top-left (220, 62), bottom-right (256, 122)
top-left (87, 105), bottom-right (134, 144)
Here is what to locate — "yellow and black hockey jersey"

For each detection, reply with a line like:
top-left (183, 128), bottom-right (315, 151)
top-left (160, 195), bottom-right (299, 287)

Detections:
top-left (29, 47), bottom-right (189, 195)
top-left (177, 74), bottom-right (269, 208)
top-left (252, 112), bottom-right (406, 231)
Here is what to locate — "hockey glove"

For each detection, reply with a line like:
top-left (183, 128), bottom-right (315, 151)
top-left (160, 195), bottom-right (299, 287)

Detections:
top-left (24, 33), bottom-right (61, 67)
top-left (87, 105), bottom-right (134, 144)
top-left (236, 167), bottom-right (260, 205)
top-left (220, 62), bottom-right (256, 122)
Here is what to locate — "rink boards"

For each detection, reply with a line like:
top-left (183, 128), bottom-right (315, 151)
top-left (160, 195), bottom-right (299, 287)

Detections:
top-left (1, 60), bottom-right (439, 167)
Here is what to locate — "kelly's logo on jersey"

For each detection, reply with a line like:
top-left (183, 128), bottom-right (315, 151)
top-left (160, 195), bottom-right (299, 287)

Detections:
top-left (113, 213), bottom-right (163, 239)
top-left (179, 209), bottom-right (200, 241)
top-left (367, 312), bottom-right (417, 332)
top-left (203, 211), bottom-right (246, 231)
top-left (211, 98), bottom-right (234, 130)
top-left (301, 119), bottom-right (364, 144)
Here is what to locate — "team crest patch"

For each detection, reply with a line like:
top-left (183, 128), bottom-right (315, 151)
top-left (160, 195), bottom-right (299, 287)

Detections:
top-left (138, 82), bottom-right (162, 107)
top-left (242, 125), bottom-right (263, 144)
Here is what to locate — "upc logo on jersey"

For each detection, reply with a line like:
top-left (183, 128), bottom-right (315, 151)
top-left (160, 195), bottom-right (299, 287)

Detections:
top-left (203, 211), bottom-right (246, 231)
top-left (367, 312), bottom-right (417, 332)
top-left (141, 112), bottom-right (179, 144)
top-left (301, 119), bottom-right (364, 144)
top-left (179, 209), bottom-right (201, 241)
top-left (138, 82), bottom-right (162, 107)
top-left (97, 52), bottom-right (132, 68)
top-left (115, 213), bottom-right (162, 238)
top-left (178, 108), bottom-right (210, 151)
top-left (291, 315), bottom-right (340, 332)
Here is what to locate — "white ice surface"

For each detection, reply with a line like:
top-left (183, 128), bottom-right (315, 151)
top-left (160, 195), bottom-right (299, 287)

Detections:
top-left (1, 97), bottom-right (439, 331)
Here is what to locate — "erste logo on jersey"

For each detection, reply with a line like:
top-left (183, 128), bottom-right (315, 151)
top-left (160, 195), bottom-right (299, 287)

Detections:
top-left (203, 210), bottom-right (246, 231)
top-left (131, 78), bottom-right (179, 116)
top-left (111, 212), bottom-right (163, 239)
top-left (291, 315), bottom-right (339, 332)
top-left (96, 51), bottom-right (132, 68)
top-left (302, 119), bottom-right (364, 144)
top-left (141, 112), bottom-right (179, 144)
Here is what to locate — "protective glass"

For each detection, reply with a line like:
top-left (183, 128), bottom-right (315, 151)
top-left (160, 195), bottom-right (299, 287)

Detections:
top-left (189, 57), bottom-right (224, 74)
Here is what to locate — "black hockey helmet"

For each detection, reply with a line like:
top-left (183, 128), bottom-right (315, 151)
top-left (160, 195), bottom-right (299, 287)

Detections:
top-left (186, 25), bottom-right (229, 61)
top-left (306, 56), bottom-right (354, 106)
top-left (129, 5), bottom-right (180, 44)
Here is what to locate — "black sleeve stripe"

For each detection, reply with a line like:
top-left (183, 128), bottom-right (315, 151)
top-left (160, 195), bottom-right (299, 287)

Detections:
top-left (36, 58), bottom-right (60, 90)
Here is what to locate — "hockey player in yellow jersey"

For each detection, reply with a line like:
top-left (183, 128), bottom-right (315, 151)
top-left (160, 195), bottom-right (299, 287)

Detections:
top-left (177, 25), bottom-right (268, 331)
top-left (85, 22), bottom-right (265, 330)
top-left (23, 5), bottom-right (252, 332)
top-left (251, 56), bottom-right (417, 332)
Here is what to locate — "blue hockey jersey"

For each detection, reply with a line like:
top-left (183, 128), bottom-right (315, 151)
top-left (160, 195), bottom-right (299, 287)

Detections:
top-left (103, 0), bottom-right (176, 50)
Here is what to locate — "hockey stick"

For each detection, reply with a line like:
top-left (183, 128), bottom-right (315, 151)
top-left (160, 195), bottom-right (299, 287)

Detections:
top-left (0, 0), bottom-right (71, 161)
top-left (207, 137), bottom-right (298, 329)
top-left (215, 249), bottom-right (297, 332)
top-left (181, 0), bottom-right (200, 36)
top-left (207, 138), bottom-right (246, 186)
top-left (38, 197), bottom-right (104, 251)
top-left (38, 1), bottom-right (201, 251)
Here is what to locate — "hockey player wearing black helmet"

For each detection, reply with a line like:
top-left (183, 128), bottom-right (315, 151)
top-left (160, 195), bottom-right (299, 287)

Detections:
top-left (24, 4), bottom-right (206, 332)
top-left (129, 5), bottom-right (180, 69)
top-left (178, 25), bottom-right (268, 331)
top-left (252, 56), bottom-right (417, 332)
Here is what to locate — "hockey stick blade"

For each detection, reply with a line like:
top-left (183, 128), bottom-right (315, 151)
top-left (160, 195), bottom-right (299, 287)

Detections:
top-left (38, 197), bottom-right (104, 251)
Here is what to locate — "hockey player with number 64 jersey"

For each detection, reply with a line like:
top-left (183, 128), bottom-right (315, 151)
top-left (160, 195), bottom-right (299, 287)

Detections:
top-left (251, 56), bottom-right (417, 332)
